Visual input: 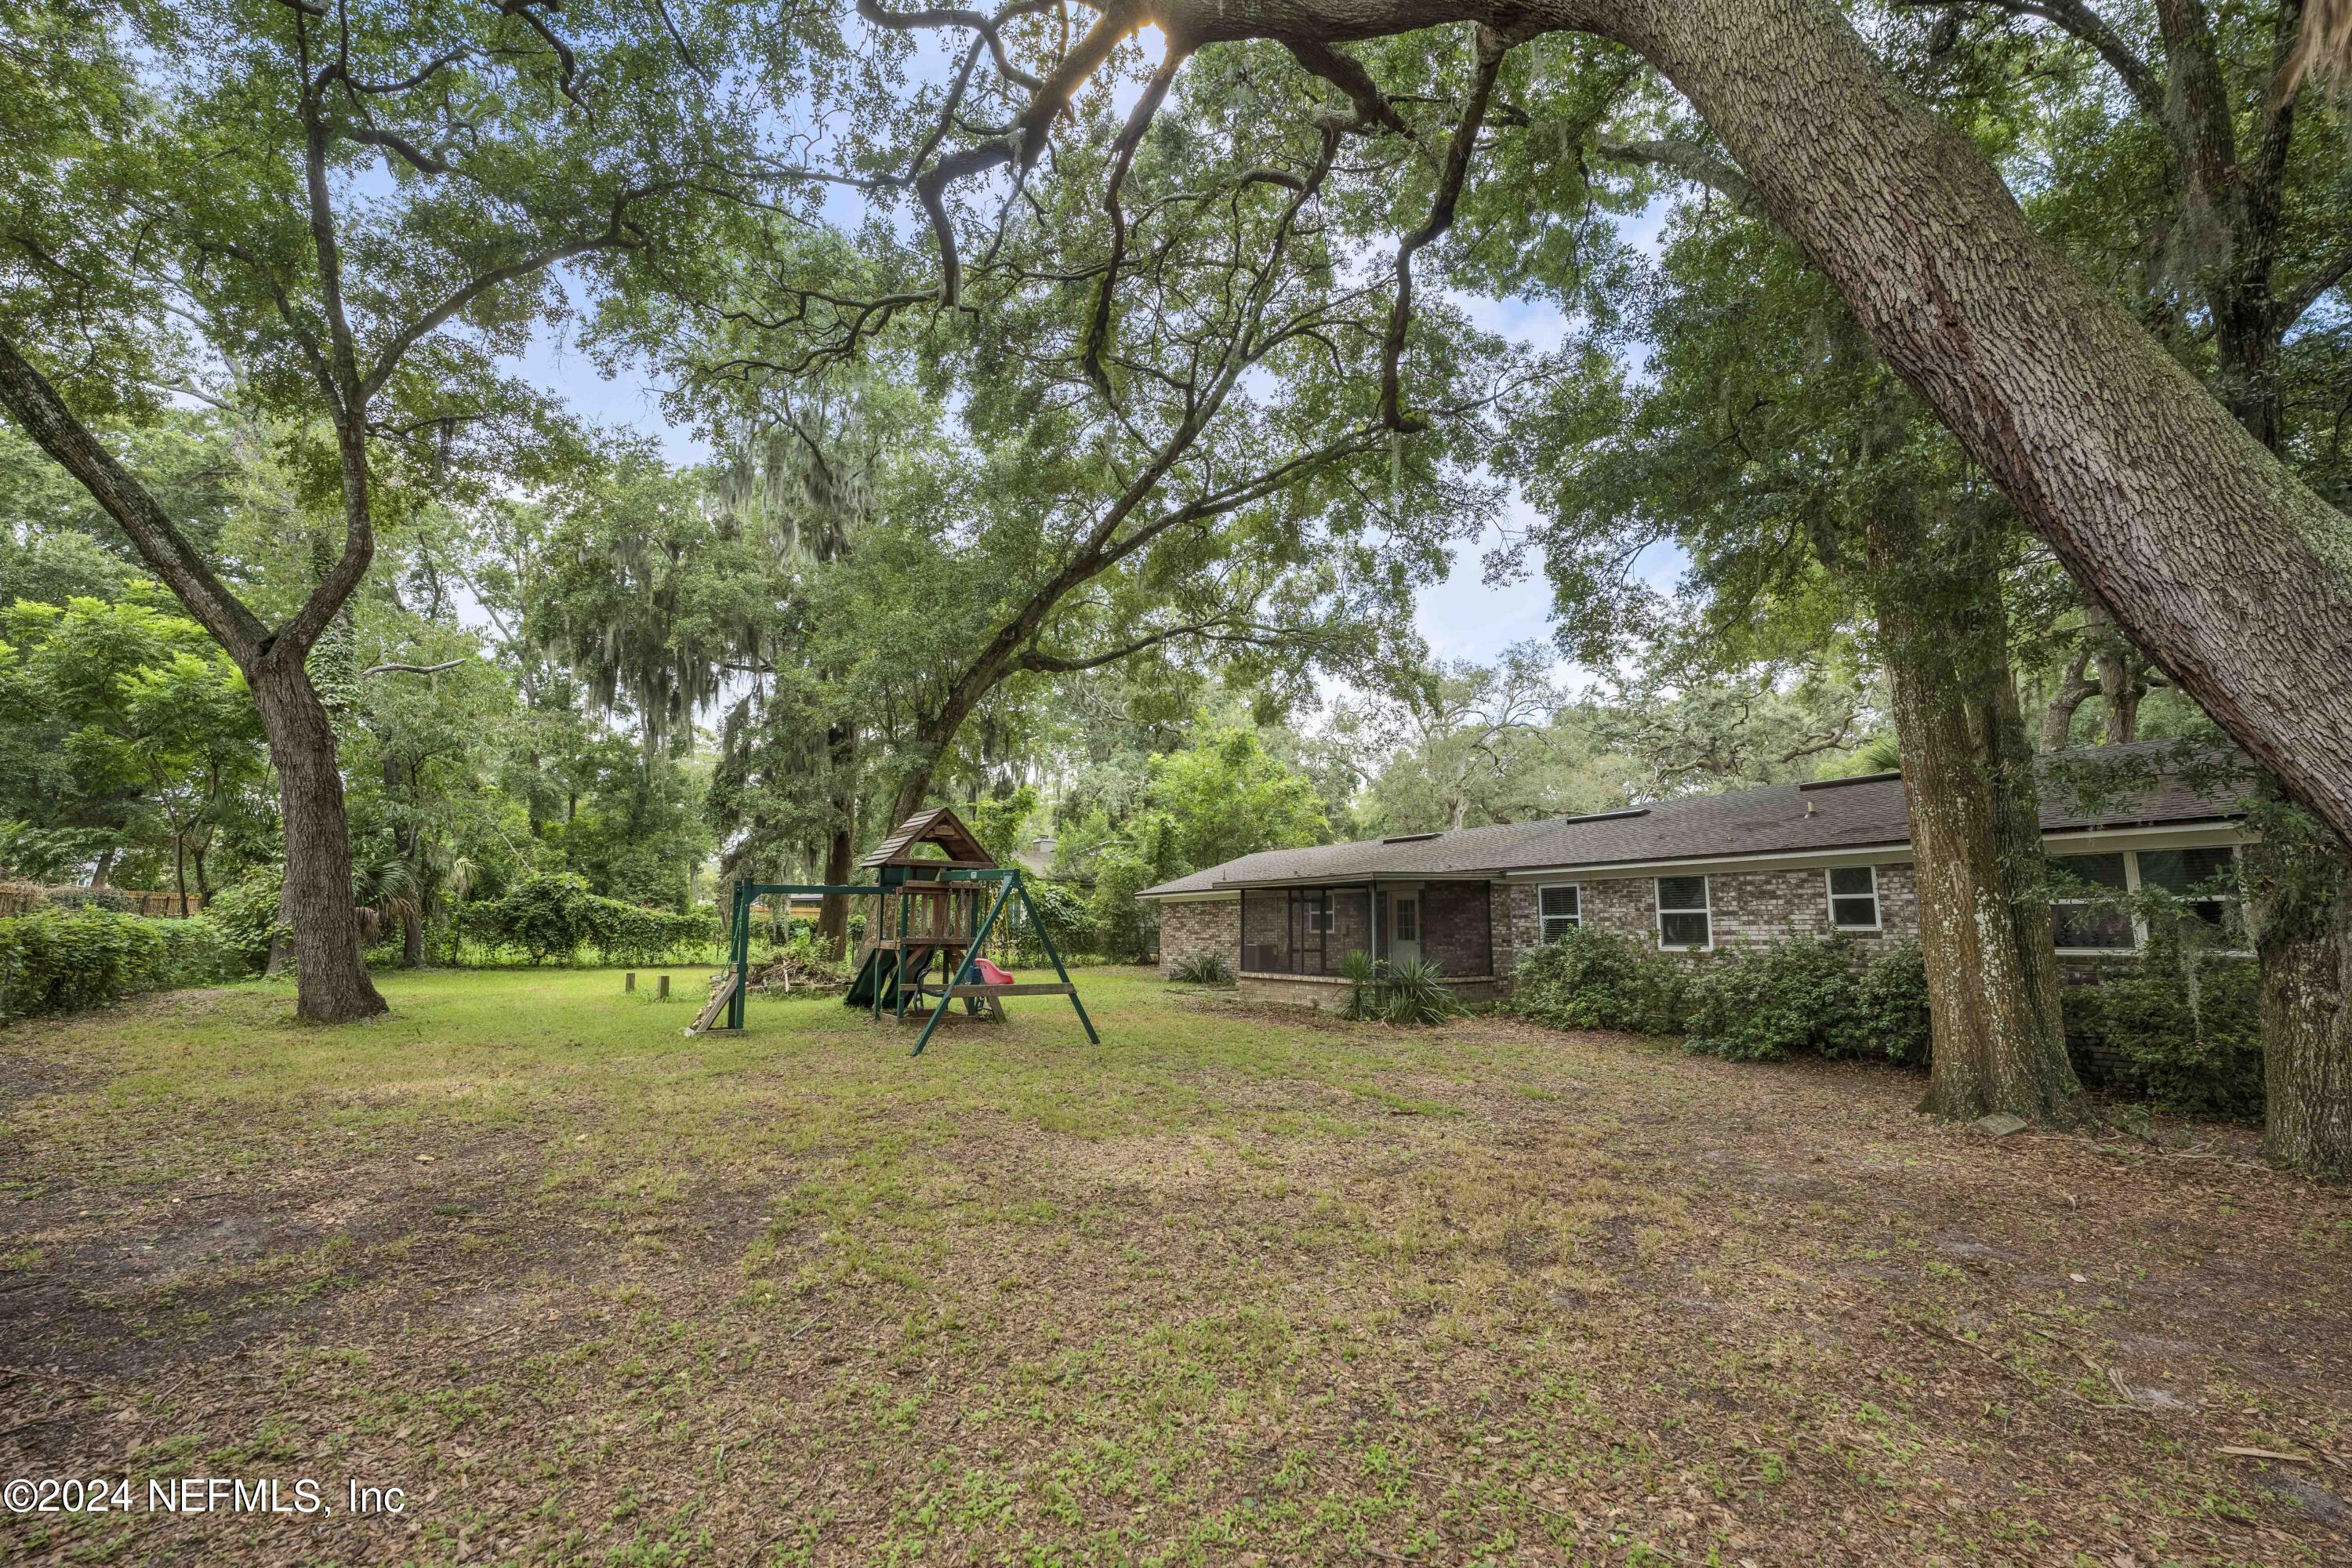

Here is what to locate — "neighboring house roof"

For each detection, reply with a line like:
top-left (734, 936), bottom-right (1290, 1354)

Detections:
top-left (1138, 741), bottom-right (2245, 897)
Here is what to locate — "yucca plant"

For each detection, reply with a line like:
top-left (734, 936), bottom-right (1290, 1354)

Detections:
top-left (1338, 949), bottom-right (1382, 1020)
top-left (1170, 949), bottom-right (1235, 985)
top-left (1379, 956), bottom-right (1461, 1026)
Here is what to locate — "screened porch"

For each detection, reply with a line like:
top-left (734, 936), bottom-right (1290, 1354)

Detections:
top-left (1237, 882), bottom-right (1494, 978)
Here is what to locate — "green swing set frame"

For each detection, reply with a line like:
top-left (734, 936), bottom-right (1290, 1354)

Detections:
top-left (712, 864), bottom-right (1098, 1057)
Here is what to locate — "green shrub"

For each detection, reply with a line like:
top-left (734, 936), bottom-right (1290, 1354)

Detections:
top-left (0, 906), bottom-right (237, 1018)
top-left (1510, 927), bottom-right (1690, 1036)
top-left (154, 917), bottom-right (235, 989)
top-left (204, 871), bottom-right (285, 967)
top-left (2062, 951), bottom-right (2262, 1120)
top-left (1168, 948), bottom-right (1235, 985)
top-left (581, 896), bottom-right (717, 966)
top-left (452, 876), bottom-right (715, 965)
top-left (1828, 940), bottom-right (1933, 1066)
top-left (1328, 949), bottom-right (1462, 1025)
top-left (1684, 937), bottom-right (1870, 1062)
top-left (492, 873), bottom-right (593, 963)
top-left (1682, 937), bottom-right (1936, 1065)
top-left (1514, 931), bottom-right (1933, 1064)
top-left (1008, 878), bottom-right (1095, 963)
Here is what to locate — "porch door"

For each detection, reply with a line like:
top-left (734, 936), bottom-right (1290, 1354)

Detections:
top-left (1391, 892), bottom-right (1421, 966)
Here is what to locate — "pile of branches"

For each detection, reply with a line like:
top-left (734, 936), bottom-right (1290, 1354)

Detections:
top-left (744, 944), bottom-right (849, 996)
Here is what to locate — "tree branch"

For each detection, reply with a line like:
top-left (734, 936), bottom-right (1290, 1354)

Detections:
top-left (361, 659), bottom-right (466, 677)
top-left (2279, 244), bottom-right (2352, 328)
top-left (1592, 136), bottom-right (1757, 210)
top-left (359, 223), bottom-right (636, 402)
top-left (1383, 26), bottom-right (1505, 432)
top-left (1907, 0), bottom-right (2169, 131)
top-left (1282, 39), bottom-right (1413, 135)
top-left (0, 332), bottom-right (267, 659)
top-left (1083, 45), bottom-right (1187, 405)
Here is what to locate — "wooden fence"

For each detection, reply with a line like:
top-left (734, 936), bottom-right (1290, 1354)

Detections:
top-left (0, 882), bottom-right (205, 918)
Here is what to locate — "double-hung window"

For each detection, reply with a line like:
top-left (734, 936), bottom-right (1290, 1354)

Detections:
top-left (2050, 853), bottom-right (2134, 952)
top-left (1303, 894), bottom-right (1334, 935)
top-left (2136, 847), bottom-right (2240, 938)
top-left (1827, 866), bottom-right (1880, 931)
top-left (1656, 875), bottom-right (1711, 950)
top-left (1538, 884), bottom-right (1581, 942)
top-left (2049, 847), bottom-right (2244, 954)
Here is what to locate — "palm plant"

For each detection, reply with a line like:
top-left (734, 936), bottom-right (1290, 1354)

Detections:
top-left (350, 852), bottom-right (423, 957)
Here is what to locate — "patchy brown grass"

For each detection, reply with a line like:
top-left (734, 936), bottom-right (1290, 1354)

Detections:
top-left (1, 966), bottom-right (2347, 1566)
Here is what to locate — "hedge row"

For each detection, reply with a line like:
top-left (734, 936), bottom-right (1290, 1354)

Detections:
top-left (1508, 927), bottom-right (2262, 1118)
top-left (449, 875), bottom-right (717, 965)
top-left (0, 906), bottom-right (240, 1018)
top-left (1511, 929), bottom-right (1932, 1065)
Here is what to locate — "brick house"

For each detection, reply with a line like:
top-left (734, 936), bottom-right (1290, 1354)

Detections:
top-left (1141, 741), bottom-right (2245, 1010)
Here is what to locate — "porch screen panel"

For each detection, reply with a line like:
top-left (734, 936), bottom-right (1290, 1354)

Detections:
top-left (1240, 889), bottom-right (1290, 974)
top-left (1327, 888), bottom-right (1371, 974)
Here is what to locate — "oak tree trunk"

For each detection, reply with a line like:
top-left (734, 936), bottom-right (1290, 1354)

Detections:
top-left (2255, 869), bottom-right (2352, 1177)
top-left (1868, 506), bottom-right (2078, 1123)
top-left (2038, 650), bottom-right (2095, 753)
top-left (816, 822), bottom-right (855, 959)
top-left (249, 662), bottom-right (387, 1023)
top-left (2245, 789), bottom-right (2352, 1176)
top-left (814, 721), bottom-right (858, 957)
top-left (1551, 0), bottom-right (2352, 847)
top-left (0, 333), bottom-right (386, 1020)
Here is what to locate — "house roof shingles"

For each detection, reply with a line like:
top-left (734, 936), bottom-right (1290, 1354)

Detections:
top-left (1138, 741), bottom-right (2244, 897)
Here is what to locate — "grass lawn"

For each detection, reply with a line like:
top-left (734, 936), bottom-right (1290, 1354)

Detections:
top-left (2, 965), bottom-right (2349, 1566)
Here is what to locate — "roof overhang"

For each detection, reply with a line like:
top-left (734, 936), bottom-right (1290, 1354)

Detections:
top-left (1137, 815), bottom-right (2247, 895)
top-left (1490, 818), bottom-right (2244, 880)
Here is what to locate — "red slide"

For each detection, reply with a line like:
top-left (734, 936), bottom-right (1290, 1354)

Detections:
top-left (973, 957), bottom-right (1015, 985)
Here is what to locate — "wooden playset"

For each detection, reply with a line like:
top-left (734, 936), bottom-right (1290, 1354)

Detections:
top-left (688, 806), bottom-right (1096, 1056)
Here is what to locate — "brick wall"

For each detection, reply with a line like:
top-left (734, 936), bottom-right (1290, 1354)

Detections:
top-left (1703, 863), bottom-right (1919, 949)
top-left (1182, 862), bottom-right (1929, 997)
top-left (1157, 897), bottom-right (1240, 978)
top-left (1417, 881), bottom-right (1494, 977)
top-left (1494, 860), bottom-right (1924, 988)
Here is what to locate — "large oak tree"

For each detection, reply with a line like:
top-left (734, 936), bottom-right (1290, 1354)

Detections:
top-left (761, 0), bottom-right (2352, 853)
top-left (0, 0), bottom-right (739, 1018)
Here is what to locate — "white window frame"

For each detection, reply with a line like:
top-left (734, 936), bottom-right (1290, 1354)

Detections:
top-left (1537, 883), bottom-right (1581, 943)
top-left (1303, 893), bottom-right (1334, 935)
top-left (1392, 892), bottom-right (1419, 945)
top-left (2050, 851), bottom-right (2138, 956)
top-left (1655, 874), bottom-right (1712, 952)
top-left (2133, 845), bottom-right (2243, 946)
top-left (2048, 847), bottom-right (2254, 958)
top-left (1824, 865), bottom-right (1880, 932)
